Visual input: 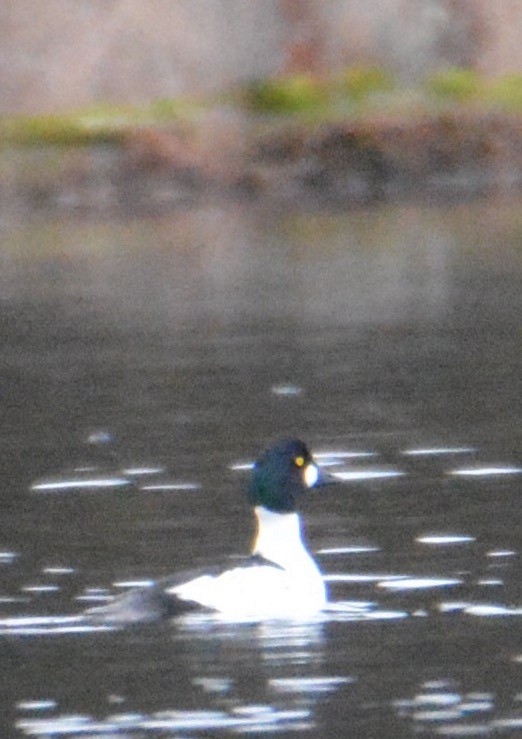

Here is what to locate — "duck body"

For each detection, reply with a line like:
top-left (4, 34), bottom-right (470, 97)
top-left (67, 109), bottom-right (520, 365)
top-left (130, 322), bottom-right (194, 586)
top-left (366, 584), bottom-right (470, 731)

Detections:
top-left (86, 438), bottom-right (332, 624)
top-left (166, 507), bottom-right (326, 620)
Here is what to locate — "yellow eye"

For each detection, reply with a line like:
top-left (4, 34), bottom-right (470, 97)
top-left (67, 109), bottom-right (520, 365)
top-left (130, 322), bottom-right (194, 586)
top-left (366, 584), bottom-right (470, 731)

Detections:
top-left (295, 456), bottom-right (305, 467)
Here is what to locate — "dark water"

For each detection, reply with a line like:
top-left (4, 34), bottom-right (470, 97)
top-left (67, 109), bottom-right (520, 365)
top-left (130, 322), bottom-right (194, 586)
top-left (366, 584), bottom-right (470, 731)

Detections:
top-left (1, 197), bottom-right (521, 737)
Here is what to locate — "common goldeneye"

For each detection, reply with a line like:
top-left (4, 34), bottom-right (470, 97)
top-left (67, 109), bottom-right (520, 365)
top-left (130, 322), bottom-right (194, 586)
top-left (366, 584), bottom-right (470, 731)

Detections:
top-left (86, 438), bottom-right (335, 623)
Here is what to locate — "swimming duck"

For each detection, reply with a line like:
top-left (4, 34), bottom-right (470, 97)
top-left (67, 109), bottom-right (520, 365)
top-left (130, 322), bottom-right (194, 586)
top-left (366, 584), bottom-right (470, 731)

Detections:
top-left (86, 438), bottom-right (335, 623)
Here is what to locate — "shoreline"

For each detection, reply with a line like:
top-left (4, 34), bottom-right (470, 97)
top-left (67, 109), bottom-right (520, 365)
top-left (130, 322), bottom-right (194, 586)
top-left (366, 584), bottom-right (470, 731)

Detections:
top-left (1, 72), bottom-right (522, 220)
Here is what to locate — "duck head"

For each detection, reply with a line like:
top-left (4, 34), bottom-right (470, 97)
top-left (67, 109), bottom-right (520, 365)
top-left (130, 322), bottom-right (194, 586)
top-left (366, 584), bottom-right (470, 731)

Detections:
top-left (248, 438), bottom-right (336, 513)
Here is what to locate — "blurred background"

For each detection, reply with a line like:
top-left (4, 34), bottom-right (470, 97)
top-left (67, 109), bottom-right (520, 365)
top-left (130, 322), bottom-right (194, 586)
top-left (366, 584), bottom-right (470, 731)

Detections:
top-left (2, 0), bottom-right (522, 216)
top-left (1, 0), bottom-right (521, 113)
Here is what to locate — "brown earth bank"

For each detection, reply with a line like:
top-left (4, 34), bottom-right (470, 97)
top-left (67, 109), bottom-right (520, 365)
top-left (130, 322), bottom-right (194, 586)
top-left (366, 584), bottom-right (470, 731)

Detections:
top-left (1, 110), bottom-right (521, 221)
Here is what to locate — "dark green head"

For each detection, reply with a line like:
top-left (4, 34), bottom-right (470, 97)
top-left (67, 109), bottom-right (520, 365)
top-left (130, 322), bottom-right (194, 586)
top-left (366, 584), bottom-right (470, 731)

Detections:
top-left (248, 438), bottom-right (329, 513)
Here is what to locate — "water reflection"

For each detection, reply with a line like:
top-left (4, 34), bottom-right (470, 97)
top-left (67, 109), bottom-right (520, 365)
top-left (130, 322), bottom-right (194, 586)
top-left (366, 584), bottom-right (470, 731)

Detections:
top-left (0, 551), bottom-right (18, 563)
top-left (0, 615), bottom-right (113, 636)
top-left (15, 621), bottom-right (336, 737)
top-left (438, 603), bottom-right (522, 617)
top-left (269, 676), bottom-right (353, 693)
top-left (378, 577), bottom-right (463, 591)
top-left (17, 707), bottom-right (315, 735)
top-left (271, 384), bottom-right (303, 396)
top-left (416, 535), bottom-right (475, 545)
top-left (42, 567), bottom-right (75, 575)
top-left (31, 475), bottom-right (130, 492)
top-left (30, 450), bottom-right (201, 495)
top-left (333, 469), bottom-right (405, 481)
top-left (450, 466), bottom-right (522, 477)
top-left (392, 680), bottom-right (522, 736)
top-left (1, 197), bottom-right (522, 737)
top-left (403, 447), bottom-right (477, 456)
top-left (318, 546), bottom-right (380, 554)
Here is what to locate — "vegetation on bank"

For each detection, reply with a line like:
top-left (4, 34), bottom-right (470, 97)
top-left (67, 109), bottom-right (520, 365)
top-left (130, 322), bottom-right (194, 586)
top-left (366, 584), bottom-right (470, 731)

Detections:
top-left (242, 66), bottom-right (522, 119)
top-left (0, 98), bottom-right (202, 146)
top-left (1, 66), bottom-right (521, 213)
top-left (1, 66), bottom-right (522, 146)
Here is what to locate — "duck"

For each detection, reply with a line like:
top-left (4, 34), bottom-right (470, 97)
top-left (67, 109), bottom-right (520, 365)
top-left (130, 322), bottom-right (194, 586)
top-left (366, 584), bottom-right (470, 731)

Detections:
top-left (86, 438), bottom-right (336, 624)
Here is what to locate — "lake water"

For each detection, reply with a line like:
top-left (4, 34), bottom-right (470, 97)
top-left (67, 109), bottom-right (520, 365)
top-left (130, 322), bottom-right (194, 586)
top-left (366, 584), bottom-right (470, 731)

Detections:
top-left (1, 196), bottom-right (521, 737)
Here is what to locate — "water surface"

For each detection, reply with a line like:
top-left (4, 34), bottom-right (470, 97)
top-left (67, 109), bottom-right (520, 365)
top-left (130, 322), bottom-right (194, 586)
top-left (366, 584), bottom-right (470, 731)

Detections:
top-left (1, 197), bottom-right (521, 737)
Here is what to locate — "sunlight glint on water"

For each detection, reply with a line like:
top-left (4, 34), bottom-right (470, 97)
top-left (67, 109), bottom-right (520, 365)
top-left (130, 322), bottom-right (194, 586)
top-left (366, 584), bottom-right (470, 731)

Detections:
top-left (1, 197), bottom-right (521, 737)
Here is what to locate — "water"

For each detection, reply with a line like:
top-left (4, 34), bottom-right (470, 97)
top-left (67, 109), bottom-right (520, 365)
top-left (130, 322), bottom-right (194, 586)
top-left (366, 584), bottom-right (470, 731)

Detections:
top-left (1, 196), bottom-right (521, 737)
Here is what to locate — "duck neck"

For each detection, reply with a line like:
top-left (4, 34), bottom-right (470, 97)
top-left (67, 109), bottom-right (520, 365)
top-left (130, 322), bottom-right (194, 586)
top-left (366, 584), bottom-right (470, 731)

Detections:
top-left (252, 506), bottom-right (315, 571)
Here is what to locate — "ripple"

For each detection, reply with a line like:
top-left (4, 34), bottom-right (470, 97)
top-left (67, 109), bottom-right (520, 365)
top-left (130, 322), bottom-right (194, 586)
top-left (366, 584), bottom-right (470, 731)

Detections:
top-left (325, 573), bottom-right (405, 583)
top-left (450, 466), bottom-right (522, 477)
top-left (0, 551), bottom-right (18, 563)
top-left (324, 600), bottom-right (376, 613)
top-left (413, 708), bottom-right (462, 721)
top-left (332, 469), bottom-right (405, 481)
top-left (271, 384), bottom-right (303, 396)
top-left (192, 677), bottom-right (233, 694)
top-left (16, 706), bottom-right (314, 736)
top-left (464, 604), bottom-right (522, 617)
top-left (0, 615), bottom-right (114, 636)
top-left (378, 577), bottom-right (462, 591)
top-left (314, 451), bottom-right (377, 460)
top-left (74, 594), bottom-right (111, 603)
top-left (113, 580), bottom-right (155, 589)
top-left (416, 535), bottom-right (475, 546)
top-left (325, 601), bottom-right (408, 621)
top-left (17, 700), bottom-right (57, 712)
top-left (318, 546), bottom-right (380, 555)
top-left (432, 722), bottom-right (490, 735)
top-left (123, 466), bottom-right (165, 475)
top-left (269, 676), bottom-right (353, 694)
top-left (392, 686), bottom-right (499, 736)
top-left (21, 585), bottom-right (61, 594)
top-left (438, 601), bottom-right (522, 617)
top-left (486, 549), bottom-right (516, 558)
top-left (31, 475), bottom-right (130, 492)
top-left (362, 609), bottom-right (409, 621)
top-left (42, 567), bottom-right (76, 575)
top-left (83, 588), bottom-right (110, 595)
top-left (438, 602), bottom-right (471, 613)
top-left (403, 447), bottom-right (476, 456)
top-left (415, 693), bottom-right (461, 707)
top-left (476, 578), bottom-right (503, 586)
top-left (140, 481), bottom-right (201, 491)
top-left (493, 718), bottom-right (522, 729)
top-left (422, 681), bottom-right (455, 690)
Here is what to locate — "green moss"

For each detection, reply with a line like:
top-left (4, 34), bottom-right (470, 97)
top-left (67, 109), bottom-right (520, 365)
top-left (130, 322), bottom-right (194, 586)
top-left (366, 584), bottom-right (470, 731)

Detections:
top-left (485, 74), bottom-right (522, 110)
top-left (243, 75), bottom-right (328, 115)
top-left (424, 67), bottom-right (482, 102)
top-left (0, 99), bottom-right (198, 146)
top-left (1, 109), bottom-right (130, 146)
top-left (243, 67), bottom-right (397, 116)
top-left (149, 97), bottom-right (203, 121)
top-left (336, 66), bottom-right (395, 102)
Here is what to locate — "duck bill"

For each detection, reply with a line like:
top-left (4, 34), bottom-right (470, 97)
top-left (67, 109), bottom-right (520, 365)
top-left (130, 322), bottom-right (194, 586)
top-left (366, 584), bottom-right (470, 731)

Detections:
top-left (315, 466), bottom-right (340, 487)
top-left (305, 463), bottom-right (340, 489)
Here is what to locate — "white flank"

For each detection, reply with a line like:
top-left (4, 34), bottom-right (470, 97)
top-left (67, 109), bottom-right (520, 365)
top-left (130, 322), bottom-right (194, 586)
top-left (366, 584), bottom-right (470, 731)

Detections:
top-left (170, 508), bottom-right (326, 619)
